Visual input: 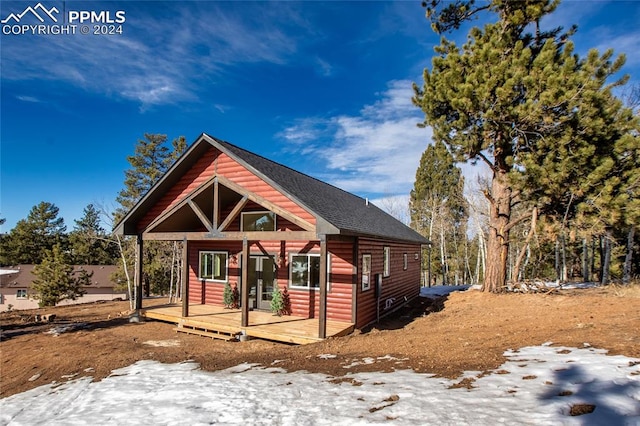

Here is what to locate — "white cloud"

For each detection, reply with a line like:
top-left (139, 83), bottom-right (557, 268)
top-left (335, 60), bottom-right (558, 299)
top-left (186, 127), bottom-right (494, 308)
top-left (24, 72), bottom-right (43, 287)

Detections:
top-left (280, 80), bottom-right (430, 195)
top-left (594, 31), bottom-right (640, 67)
top-left (0, 3), bottom-right (306, 108)
top-left (315, 57), bottom-right (334, 77)
top-left (16, 95), bottom-right (42, 103)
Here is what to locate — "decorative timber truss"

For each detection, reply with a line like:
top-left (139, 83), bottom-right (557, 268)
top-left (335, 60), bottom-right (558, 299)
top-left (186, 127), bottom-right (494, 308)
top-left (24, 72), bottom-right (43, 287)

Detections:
top-left (141, 174), bottom-right (317, 242)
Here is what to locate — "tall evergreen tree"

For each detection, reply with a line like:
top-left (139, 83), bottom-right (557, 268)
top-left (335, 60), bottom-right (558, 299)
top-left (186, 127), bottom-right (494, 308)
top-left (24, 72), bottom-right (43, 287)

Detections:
top-left (69, 204), bottom-right (117, 265)
top-left (116, 134), bottom-right (171, 216)
top-left (414, 0), bottom-right (632, 291)
top-left (31, 244), bottom-right (91, 307)
top-left (410, 140), bottom-right (467, 284)
top-left (2, 202), bottom-right (67, 265)
top-left (115, 134), bottom-right (188, 298)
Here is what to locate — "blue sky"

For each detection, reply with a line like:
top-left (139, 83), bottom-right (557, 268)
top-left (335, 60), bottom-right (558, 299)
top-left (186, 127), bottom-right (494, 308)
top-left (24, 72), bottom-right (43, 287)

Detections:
top-left (1, 1), bottom-right (639, 231)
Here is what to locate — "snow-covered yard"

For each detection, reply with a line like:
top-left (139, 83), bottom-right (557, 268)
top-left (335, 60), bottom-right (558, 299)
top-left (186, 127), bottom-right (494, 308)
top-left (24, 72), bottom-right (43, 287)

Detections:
top-left (2, 344), bottom-right (638, 425)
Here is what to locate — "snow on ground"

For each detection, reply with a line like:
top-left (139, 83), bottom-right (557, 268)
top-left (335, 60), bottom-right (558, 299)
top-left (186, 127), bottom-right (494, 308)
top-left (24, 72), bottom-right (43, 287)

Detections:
top-left (1, 344), bottom-right (638, 425)
top-left (420, 285), bottom-right (471, 298)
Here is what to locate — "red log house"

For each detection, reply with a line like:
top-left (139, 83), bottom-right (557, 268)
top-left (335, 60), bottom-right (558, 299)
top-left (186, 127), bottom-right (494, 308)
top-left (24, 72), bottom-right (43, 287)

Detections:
top-left (115, 133), bottom-right (428, 341)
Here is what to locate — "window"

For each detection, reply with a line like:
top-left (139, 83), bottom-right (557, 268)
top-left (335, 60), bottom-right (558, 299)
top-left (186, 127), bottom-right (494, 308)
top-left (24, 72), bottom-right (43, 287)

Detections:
top-left (362, 254), bottom-right (371, 291)
top-left (241, 211), bottom-right (276, 232)
top-left (290, 254), bottom-right (320, 289)
top-left (403, 253), bottom-right (408, 271)
top-left (199, 251), bottom-right (228, 282)
top-left (383, 247), bottom-right (391, 277)
top-left (17, 289), bottom-right (27, 299)
top-left (289, 254), bottom-right (330, 289)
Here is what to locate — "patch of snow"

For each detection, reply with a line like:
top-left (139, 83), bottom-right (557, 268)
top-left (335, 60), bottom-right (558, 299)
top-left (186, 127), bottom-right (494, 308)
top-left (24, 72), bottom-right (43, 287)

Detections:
top-left (45, 323), bottom-right (87, 336)
top-left (60, 373), bottom-right (78, 380)
top-left (420, 285), bottom-right (470, 299)
top-left (1, 345), bottom-right (638, 425)
top-left (317, 354), bottom-right (337, 359)
top-left (142, 340), bottom-right (180, 347)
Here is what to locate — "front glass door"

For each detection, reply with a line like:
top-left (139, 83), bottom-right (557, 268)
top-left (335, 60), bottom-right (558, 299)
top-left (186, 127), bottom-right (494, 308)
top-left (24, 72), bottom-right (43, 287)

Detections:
top-left (248, 256), bottom-right (275, 310)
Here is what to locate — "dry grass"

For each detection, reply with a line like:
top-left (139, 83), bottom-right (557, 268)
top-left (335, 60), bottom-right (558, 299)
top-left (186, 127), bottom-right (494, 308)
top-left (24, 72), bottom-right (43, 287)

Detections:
top-left (2, 288), bottom-right (640, 398)
top-left (604, 281), bottom-right (640, 298)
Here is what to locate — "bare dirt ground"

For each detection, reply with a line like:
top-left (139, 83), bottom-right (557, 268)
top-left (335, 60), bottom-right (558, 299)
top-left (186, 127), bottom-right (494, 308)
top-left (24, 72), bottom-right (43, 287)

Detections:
top-left (2, 286), bottom-right (639, 399)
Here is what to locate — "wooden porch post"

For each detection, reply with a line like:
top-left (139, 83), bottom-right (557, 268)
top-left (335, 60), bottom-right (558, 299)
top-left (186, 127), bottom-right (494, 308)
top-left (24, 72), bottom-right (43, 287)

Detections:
top-left (135, 234), bottom-right (144, 311)
top-left (241, 238), bottom-right (249, 327)
top-left (319, 235), bottom-right (328, 339)
top-left (181, 238), bottom-right (189, 317)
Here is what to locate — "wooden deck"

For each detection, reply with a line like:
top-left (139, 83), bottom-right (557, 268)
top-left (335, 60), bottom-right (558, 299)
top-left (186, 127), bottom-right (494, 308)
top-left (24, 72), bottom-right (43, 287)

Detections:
top-left (142, 303), bottom-right (355, 345)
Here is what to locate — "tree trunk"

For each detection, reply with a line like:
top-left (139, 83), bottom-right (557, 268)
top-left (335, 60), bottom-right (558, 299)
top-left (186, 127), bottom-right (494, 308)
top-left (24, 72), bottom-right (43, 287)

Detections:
top-left (477, 225), bottom-right (486, 285)
top-left (623, 227), bottom-right (635, 284)
top-left (555, 238), bottom-right (561, 281)
top-left (560, 234), bottom-right (568, 282)
top-left (601, 229), bottom-right (612, 285)
top-left (115, 234), bottom-right (134, 310)
top-left (591, 238), bottom-right (597, 282)
top-left (482, 169), bottom-right (512, 292)
top-left (512, 207), bottom-right (537, 283)
top-left (440, 223), bottom-right (447, 285)
top-left (582, 238), bottom-right (590, 282)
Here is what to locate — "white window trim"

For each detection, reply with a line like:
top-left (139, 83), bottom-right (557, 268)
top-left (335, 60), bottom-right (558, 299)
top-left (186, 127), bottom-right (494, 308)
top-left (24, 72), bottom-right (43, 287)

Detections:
top-left (16, 289), bottom-right (28, 299)
top-left (362, 254), bottom-right (371, 291)
top-left (240, 211), bottom-right (276, 232)
top-left (199, 250), bottom-right (229, 283)
top-left (383, 247), bottom-right (391, 277)
top-left (288, 253), bottom-right (331, 291)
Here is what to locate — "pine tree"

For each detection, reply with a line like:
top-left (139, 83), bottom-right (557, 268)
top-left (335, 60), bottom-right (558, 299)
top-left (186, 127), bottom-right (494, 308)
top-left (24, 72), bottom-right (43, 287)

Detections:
top-left (232, 283), bottom-right (240, 309)
top-left (222, 282), bottom-right (240, 308)
top-left (270, 285), bottom-right (284, 316)
top-left (280, 286), bottom-right (291, 315)
top-left (414, 0), bottom-right (632, 291)
top-left (114, 134), bottom-right (188, 298)
top-left (69, 204), bottom-right (117, 265)
top-left (116, 134), bottom-right (171, 216)
top-left (223, 282), bottom-right (234, 308)
top-left (410, 140), bottom-right (467, 285)
top-left (2, 202), bottom-right (67, 265)
top-left (31, 245), bottom-right (91, 307)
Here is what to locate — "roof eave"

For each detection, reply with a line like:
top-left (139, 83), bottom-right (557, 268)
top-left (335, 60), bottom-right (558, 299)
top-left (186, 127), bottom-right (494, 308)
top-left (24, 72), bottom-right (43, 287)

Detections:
top-left (113, 133), bottom-right (212, 235)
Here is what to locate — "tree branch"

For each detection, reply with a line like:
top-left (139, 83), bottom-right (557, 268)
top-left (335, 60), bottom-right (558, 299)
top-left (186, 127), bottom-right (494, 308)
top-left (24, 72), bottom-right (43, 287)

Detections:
top-left (504, 209), bottom-right (535, 233)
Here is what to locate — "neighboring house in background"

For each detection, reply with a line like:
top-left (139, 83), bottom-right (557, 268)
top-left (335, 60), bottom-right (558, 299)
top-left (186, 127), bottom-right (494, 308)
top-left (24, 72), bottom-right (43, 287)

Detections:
top-left (115, 133), bottom-right (429, 339)
top-left (0, 265), bottom-right (124, 311)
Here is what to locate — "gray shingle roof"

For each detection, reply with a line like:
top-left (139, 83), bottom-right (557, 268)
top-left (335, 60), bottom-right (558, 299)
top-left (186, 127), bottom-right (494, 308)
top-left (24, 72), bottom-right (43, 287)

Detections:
top-left (116, 133), bottom-right (428, 245)
top-left (210, 135), bottom-right (428, 244)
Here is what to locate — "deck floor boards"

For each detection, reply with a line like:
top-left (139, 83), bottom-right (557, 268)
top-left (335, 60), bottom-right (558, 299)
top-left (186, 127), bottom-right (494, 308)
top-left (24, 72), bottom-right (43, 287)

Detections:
top-left (143, 303), bottom-right (354, 345)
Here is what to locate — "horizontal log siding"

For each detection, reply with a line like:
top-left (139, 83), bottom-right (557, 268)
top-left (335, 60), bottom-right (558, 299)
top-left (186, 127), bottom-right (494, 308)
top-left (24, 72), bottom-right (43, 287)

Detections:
top-left (355, 239), bottom-right (422, 328)
top-left (188, 241), bottom-right (243, 305)
top-left (138, 147), bottom-right (315, 232)
top-left (216, 152), bottom-right (315, 225)
top-left (139, 148), bottom-right (218, 231)
top-left (325, 239), bottom-right (355, 322)
top-left (187, 239), bottom-right (355, 322)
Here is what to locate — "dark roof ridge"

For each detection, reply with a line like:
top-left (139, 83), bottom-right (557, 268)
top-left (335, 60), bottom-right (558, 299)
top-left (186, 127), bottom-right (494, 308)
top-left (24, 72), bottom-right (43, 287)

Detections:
top-left (207, 134), bottom-right (369, 203)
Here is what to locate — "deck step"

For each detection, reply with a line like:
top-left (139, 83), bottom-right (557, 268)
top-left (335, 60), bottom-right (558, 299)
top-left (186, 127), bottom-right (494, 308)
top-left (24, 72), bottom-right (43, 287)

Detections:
top-left (173, 325), bottom-right (239, 341)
